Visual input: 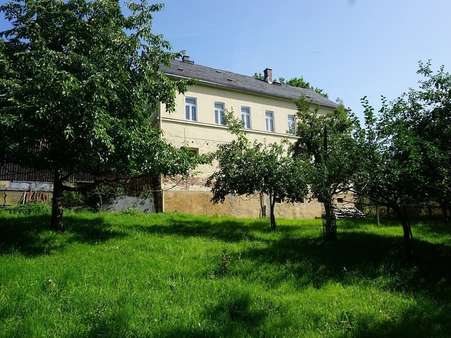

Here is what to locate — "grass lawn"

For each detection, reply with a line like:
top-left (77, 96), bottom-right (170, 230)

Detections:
top-left (0, 208), bottom-right (450, 337)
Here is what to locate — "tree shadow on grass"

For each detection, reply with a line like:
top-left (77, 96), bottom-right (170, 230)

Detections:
top-left (241, 231), bottom-right (451, 301)
top-left (83, 303), bottom-right (131, 338)
top-left (126, 214), bottom-right (451, 301)
top-left (129, 215), bottom-right (287, 243)
top-left (159, 291), bottom-right (266, 338)
top-left (338, 218), bottom-right (401, 229)
top-left (157, 285), bottom-right (451, 337)
top-left (339, 218), bottom-right (451, 236)
top-left (0, 213), bottom-right (125, 256)
top-left (82, 287), bottom-right (451, 338)
top-left (416, 220), bottom-right (451, 236)
top-left (341, 303), bottom-right (451, 338)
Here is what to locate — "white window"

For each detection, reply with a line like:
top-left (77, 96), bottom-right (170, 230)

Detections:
top-left (241, 106), bottom-right (251, 129)
top-left (265, 111), bottom-right (274, 132)
top-left (214, 102), bottom-right (225, 125)
top-left (185, 97), bottom-right (197, 121)
top-left (288, 114), bottom-right (296, 134)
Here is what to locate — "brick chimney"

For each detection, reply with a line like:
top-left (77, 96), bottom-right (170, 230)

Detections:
top-left (263, 68), bottom-right (272, 84)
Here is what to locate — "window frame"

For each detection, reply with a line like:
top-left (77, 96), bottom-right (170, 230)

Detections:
top-left (185, 96), bottom-right (197, 121)
top-left (265, 111), bottom-right (275, 132)
top-left (240, 106), bottom-right (251, 129)
top-left (287, 114), bottom-right (296, 134)
top-left (214, 102), bottom-right (226, 125)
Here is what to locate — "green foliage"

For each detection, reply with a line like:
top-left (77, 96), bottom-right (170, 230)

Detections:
top-left (253, 72), bottom-right (264, 80)
top-left (0, 0), bottom-right (201, 228)
top-left (83, 183), bottom-right (126, 211)
top-left (120, 207), bottom-right (142, 216)
top-left (0, 0), bottom-right (197, 180)
top-left (293, 99), bottom-right (361, 238)
top-left (409, 61), bottom-right (450, 213)
top-left (208, 112), bottom-right (309, 230)
top-left (356, 61), bottom-right (451, 228)
top-left (286, 77), bottom-right (328, 98)
top-left (357, 96), bottom-right (421, 211)
top-left (253, 73), bottom-right (328, 97)
top-left (353, 61), bottom-right (451, 254)
top-left (62, 191), bottom-right (85, 209)
top-left (8, 202), bottom-right (51, 215)
top-left (0, 210), bottom-right (451, 337)
top-left (209, 137), bottom-right (308, 204)
top-left (213, 249), bottom-right (232, 277)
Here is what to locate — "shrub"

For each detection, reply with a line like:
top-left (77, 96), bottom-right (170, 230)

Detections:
top-left (9, 203), bottom-right (51, 215)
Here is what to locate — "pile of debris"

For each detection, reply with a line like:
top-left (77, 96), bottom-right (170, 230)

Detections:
top-left (333, 206), bottom-right (365, 219)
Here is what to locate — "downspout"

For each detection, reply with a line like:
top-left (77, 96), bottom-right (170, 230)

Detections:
top-left (158, 102), bottom-right (165, 213)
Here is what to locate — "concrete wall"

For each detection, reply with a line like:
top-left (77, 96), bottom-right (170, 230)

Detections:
top-left (163, 190), bottom-right (324, 219)
top-left (160, 83), bottom-right (338, 219)
top-left (0, 180), bottom-right (52, 207)
top-left (1, 190), bottom-right (25, 206)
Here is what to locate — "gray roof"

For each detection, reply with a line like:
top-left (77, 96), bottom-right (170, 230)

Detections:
top-left (162, 59), bottom-right (338, 109)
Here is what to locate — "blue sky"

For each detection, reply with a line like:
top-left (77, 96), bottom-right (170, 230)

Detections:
top-left (152, 0), bottom-right (451, 115)
top-left (1, 0), bottom-right (450, 115)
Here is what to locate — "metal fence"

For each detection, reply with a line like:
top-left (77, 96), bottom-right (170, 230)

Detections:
top-left (0, 163), bottom-right (93, 183)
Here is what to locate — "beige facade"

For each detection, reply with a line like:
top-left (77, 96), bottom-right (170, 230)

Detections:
top-left (159, 82), bottom-right (347, 219)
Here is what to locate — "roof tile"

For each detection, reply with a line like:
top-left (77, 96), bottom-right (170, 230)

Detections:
top-left (162, 59), bottom-right (339, 109)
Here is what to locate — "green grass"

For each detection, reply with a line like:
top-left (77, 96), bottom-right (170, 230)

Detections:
top-left (0, 207), bottom-right (450, 337)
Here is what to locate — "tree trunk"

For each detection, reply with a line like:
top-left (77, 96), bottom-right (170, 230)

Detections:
top-left (401, 218), bottom-right (413, 259)
top-left (441, 202), bottom-right (449, 222)
top-left (323, 199), bottom-right (337, 240)
top-left (269, 194), bottom-right (276, 231)
top-left (51, 169), bottom-right (64, 232)
top-left (376, 205), bottom-right (380, 226)
top-left (259, 193), bottom-right (266, 218)
top-left (398, 206), bottom-right (414, 259)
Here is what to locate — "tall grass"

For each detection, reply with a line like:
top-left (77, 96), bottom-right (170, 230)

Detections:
top-left (0, 208), bottom-right (450, 337)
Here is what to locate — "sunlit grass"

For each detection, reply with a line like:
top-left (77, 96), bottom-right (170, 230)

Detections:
top-left (0, 207), bottom-right (450, 337)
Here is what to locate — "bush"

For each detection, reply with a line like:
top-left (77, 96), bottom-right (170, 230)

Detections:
top-left (62, 191), bottom-right (85, 209)
top-left (83, 184), bottom-right (125, 211)
top-left (61, 184), bottom-right (126, 211)
top-left (9, 203), bottom-right (51, 215)
top-left (120, 208), bottom-right (143, 216)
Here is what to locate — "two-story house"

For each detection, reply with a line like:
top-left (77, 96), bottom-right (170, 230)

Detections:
top-left (158, 56), bottom-right (341, 219)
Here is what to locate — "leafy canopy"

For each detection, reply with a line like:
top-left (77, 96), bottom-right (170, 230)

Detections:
top-left (293, 100), bottom-right (361, 239)
top-left (294, 100), bottom-right (360, 204)
top-left (208, 111), bottom-right (308, 230)
top-left (356, 61), bottom-right (451, 214)
top-left (285, 77), bottom-right (328, 98)
top-left (353, 61), bottom-right (451, 251)
top-left (254, 73), bottom-right (328, 97)
top-left (0, 0), bottom-right (197, 179)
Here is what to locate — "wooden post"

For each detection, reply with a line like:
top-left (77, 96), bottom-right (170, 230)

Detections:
top-left (376, 205), bottom-right (380, 226)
